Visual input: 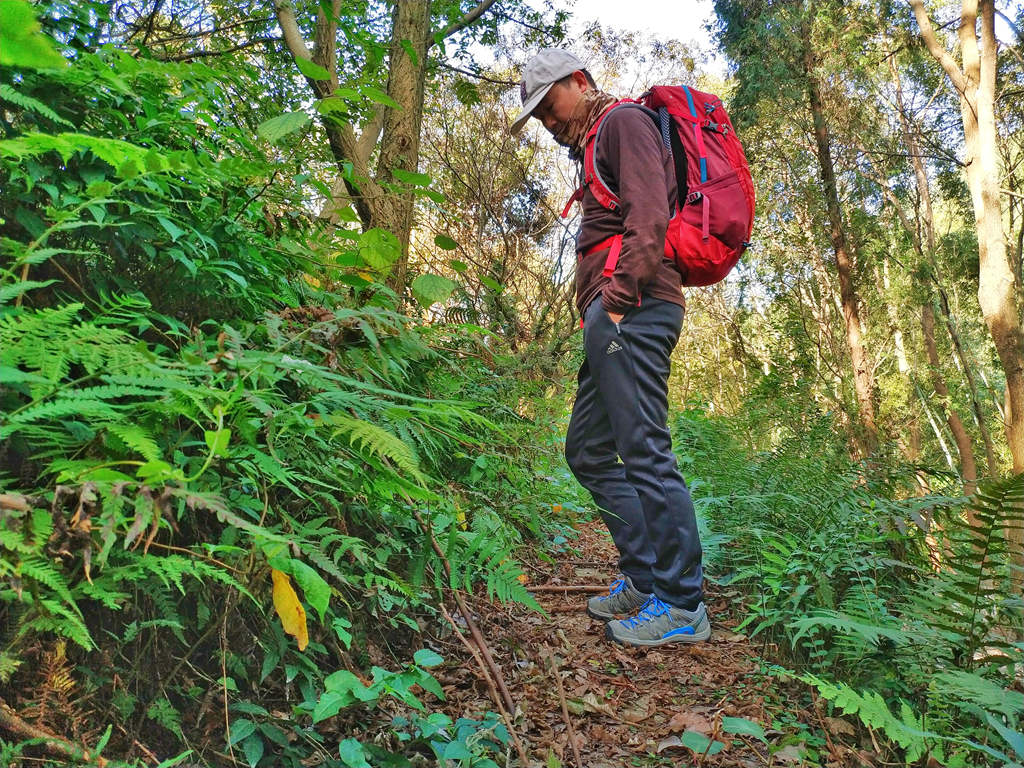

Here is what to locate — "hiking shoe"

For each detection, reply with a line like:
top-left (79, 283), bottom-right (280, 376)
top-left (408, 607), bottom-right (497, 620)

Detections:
top-left (605, 596), bottom-right (711, 646)
top-left (586, 575), bottom-right (652, 621)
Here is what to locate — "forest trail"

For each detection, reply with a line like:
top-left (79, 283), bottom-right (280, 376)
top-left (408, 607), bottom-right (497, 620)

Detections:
top-left (431, 522), bottom-right (863, 768)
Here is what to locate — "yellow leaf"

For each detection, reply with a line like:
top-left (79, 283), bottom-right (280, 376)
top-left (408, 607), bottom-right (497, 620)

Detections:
top-left (271, 568), bottom-right (308, 651)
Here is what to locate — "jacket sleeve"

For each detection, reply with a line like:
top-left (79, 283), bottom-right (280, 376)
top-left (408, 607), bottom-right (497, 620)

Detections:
top-left (597, 108), bottom-right (670, 314)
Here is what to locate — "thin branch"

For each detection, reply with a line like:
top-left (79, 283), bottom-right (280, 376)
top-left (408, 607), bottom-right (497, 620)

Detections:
top-left (441, 61), bottom-right (518, 86)
top-left (543, 650), bottom-right (583, 768)
top-left (142, 16), bottom-right (274, 46)
top-left (411, 507), bottom-right (516, 715)
top-left (439, 604), bottom-right (530, 767)
top-left (140, 0), bottom-right (166, 47)
top-left (159, 36), bottom-right (280, 61)
top-left (494, 8), bottom-right (550, 35)
top-left (432, 0), bottom-right (499, 46)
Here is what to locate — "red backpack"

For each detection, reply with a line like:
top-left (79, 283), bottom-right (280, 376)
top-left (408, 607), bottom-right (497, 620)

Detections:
top-left (563, 85), bottom-right (755, 287)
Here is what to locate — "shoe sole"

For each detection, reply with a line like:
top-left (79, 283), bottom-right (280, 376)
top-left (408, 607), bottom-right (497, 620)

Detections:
top-left (586, 604), bottom-right (616, 622)
top-left (604, 621), bottom-right (712, 646)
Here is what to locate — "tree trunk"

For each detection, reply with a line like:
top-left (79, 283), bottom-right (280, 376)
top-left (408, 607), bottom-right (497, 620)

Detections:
top-left (891, 56), bottom-right (999, 475)
top-left (911, 0), bottom-right (1024, 584)
top-left (802, 40), bottom-right (878, 454)
top-left (376, 0), bottom-right (432, 294)
top-left (922, 304), bottom-right (979, 494)
top-left (911, 0), bottom-right (1024, 473)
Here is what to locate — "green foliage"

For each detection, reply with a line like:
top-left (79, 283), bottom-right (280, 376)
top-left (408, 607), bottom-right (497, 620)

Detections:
top-left (680, 407), bottom-right (1024, 765)
top-left (0, 21), bottom-right (576, 767)
top-left (0, 0), bottom-right (69, 70)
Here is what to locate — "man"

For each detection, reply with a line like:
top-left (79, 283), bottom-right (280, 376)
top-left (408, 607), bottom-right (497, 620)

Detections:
top-left (511, 49), bottom-right (709, 646)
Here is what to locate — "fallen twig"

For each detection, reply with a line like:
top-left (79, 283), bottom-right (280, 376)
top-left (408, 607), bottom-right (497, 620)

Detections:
top-left (527, 584), bottom-right (608, 593)
top-left (542, 649), bottom-right (583, 768)
top-left (410, 507), bottom-right (516, 716)
top-left (0, 699), bottom-right (121, 766)
top-left (439, 604), bottom-right (530, 767)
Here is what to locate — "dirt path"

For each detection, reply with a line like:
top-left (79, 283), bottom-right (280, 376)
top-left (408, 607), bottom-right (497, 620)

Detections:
top-left (430, 521), bottom-right (821, 767)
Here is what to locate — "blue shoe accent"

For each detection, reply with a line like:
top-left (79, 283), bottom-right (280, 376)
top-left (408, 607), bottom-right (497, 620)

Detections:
top-left (661, 626), bottom-right (696, 638)
top-left (598, 578), bottom-right (625, 601)
top-left (622, 595), bottom-right (671, 628)
top-left (586, 575), bottom-right (652, 621)
top-left (605, 598), bottom-right (711, 646)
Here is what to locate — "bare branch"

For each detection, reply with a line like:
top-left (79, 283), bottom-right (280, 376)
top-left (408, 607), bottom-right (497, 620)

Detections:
top-left (356, 110), bottom-right (385, 168)
top-left (159, 37), bottom-right (280, 62)
top-left (441, 61), bottom-right (518, 86)
top-left (908, 0), bottom-right (969, 93)
top-left (431, 0), bottom-right (499, 47)
top-left (272, 0), bottom-right (314, 66)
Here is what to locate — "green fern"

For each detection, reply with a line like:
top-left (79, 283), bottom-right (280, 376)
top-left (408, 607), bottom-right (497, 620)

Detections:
top-left (0, 84), bottom-right (74, 127)
top-left (19, 556), bottom-right (78, 610)
top-left (105, 423), bottom-right (163, 461)
top-left (801, 672), bottom-right (932, 761)
top-left (931, 670), bottom-right (1024, 720)
top-left (21, 597), bottom-right (93, 649)
top-left (329, 413), bottom-right (426, 485)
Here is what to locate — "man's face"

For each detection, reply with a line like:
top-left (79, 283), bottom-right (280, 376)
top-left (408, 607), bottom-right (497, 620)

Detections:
top-left (531, 72), bottom-right (588, 138)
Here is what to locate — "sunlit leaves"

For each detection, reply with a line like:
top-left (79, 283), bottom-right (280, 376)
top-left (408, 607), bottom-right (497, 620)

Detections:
top-left (358, 228), bottom-right (401, 271)
top-left (433, 234), bottom-right (458, 251)
top-left (392, 168), bottom-right (432, 186)
top-left (256, 111), bottom-right (311, 143)
top-left (295, 57), bottom-right (331, 81)
top-left (411, 273), bottom-right (457, 308)
top-left (0, 0), bottom-right (68, 70)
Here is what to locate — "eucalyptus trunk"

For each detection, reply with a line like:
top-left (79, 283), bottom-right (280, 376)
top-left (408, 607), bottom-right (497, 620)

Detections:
top-left (803, 41), bottom-right (878, 454)
top-left (891, 57), bottom-right (996, 476)
top-left (922, 304), bottom-right (979, 495)
top-left (911, 0), bottom-right (1024, 474)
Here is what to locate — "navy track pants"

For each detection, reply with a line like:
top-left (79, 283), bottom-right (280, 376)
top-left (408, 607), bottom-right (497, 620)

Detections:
top-left (565, 297), bottom-right (704, 610)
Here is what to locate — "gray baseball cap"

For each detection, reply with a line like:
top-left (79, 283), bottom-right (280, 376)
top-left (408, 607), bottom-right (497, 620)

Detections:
top-left (510, 48), bottom-right (586, 134)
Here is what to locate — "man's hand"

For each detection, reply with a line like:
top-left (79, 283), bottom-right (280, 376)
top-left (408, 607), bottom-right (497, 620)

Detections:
top-left (607, 311), bottom-right (624, 324)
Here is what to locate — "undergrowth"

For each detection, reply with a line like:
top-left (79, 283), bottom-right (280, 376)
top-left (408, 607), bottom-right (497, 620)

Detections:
top-left (0, 10), bottom-right (579, 766)
top-left (676, 406), bottom-right (1024, 767)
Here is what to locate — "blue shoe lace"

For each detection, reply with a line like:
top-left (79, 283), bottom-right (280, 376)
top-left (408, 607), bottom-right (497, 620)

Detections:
top-left (622, 595), bottom-right (671, 628)
top-left (598, 578), bottom-right (625, 602)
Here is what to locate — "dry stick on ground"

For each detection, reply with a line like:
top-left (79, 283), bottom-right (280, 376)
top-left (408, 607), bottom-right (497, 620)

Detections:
top-left (438, 604), bottom-right (530, 767)
top-left (0, 699), bottom-right (117, 766)
top-left (409, 506), bottom-right (516, 716)
top-left (527, 584), bottom-right (608, 593)
top-left (542, 650), bottom-right (583, 768)
top-left (220, 591), bottom-right (240, 765)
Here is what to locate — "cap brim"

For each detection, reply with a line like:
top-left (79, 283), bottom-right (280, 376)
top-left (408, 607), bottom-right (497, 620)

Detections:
top-left (510, 83), bottom-right (553, 135)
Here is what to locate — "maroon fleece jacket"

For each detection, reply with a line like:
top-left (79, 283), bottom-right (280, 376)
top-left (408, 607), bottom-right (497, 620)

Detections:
top-left (574, 105), bottom-right (683, 316)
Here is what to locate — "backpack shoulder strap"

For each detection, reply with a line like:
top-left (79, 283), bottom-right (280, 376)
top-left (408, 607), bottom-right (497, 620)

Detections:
top-left (584, 100), bottom-right (659, 212)
top-left (561, 99), bottom-right (661, 218)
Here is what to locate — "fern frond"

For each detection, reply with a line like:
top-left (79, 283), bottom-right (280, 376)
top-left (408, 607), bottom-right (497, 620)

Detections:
top-left (0, 85), bottom-right (74, 127)
top-left (105, 423), bottom-right (162, 461)
top-left (20, 556), bottom-right (77, 609)
top-left (801, 672), bottom-right (933, 759)
top-left (932, 670), bottom-right (1024, 719)
top-left (25, 598), bottom-right (93, 649)
top-left (329, 414), bottom-right (424, 484)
